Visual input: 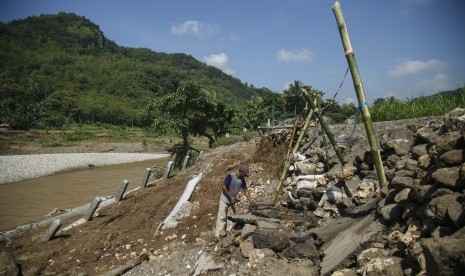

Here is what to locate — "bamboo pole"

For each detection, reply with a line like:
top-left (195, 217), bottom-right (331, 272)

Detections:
top-left (332, 1), bottom-right (386, 188)
top-left (301, 90), bottom-right (346, 165)
top-left (318, 98), bottom-right (330, 171)
top-left (272, 107), bottom-right (315, 204)
top-left (285, 122), bottom-right (298, 160)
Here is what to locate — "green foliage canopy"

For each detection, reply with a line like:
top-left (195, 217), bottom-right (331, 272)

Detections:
top-left (147, 81), bottom-right (234, 167)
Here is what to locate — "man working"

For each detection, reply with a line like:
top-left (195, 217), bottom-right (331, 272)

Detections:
top-left (215, 164), bottom-right (253, 238)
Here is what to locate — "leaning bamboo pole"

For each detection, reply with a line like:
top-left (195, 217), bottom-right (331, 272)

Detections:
top-left (301, 89), bottom-right (346, 165)
top-left (318, 97), bottom-right (330, 170)
top-left (272, 107), bottom-right (315, 204)
top-left (332, 1), bottom-right (386, 188)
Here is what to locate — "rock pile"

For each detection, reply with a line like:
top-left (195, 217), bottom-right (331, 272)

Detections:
top-left (251, 108), bottom-right (464, 275)
top-left (373, 108), bottom-right (465, 275)
top-left (322, 108), bottom-right (464, 275)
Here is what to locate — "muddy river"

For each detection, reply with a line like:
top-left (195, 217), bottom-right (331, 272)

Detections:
top-left (0, 157), bottom-right (169, 231)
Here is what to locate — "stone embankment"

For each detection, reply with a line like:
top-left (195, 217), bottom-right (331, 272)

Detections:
top-left (185, 108), bottom-right (464, 275)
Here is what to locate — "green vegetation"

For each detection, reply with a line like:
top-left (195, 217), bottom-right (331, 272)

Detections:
top-left (1, 12), bottom-right (463, 157)
top-left (146, 81), bottom-right (235, 167)
top-left (0, 13), bottom-right (260, 130)
top-left (370, 87), bottom-right (465, 122)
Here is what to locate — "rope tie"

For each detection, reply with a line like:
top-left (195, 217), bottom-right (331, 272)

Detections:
top-left (320, 66), bottom-right (350, 112)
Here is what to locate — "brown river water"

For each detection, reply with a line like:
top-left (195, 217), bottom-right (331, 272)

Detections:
top-left (0, 157), bottom-right (169, 232)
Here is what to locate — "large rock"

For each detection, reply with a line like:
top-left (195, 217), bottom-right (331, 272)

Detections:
top-left (443, 107), bottom-right (465, 133)
top-left (411, 144), bottom-right (429, 159)
top-left (240, 242), bottom-right (255, 258)
top-left (380, 204), bottom-right (403, 223)
top-left (337, 164), bottom-right (358, 181)
top-left (393, 188), bottom-right (411, 205)
top-left (380, 128), bottom-right (413, 150)
top-left (439, 150), bottom-right (465, 166)
top-left (359, 256), bottom-right (404, 276)
top-left (416, 121), bottom-right (443, 144)
top-left (241, 224), bottom-right (256, 239)
top-left (357, 248), bottom-right (384, 267)
top-left (394, 140), bottom-right (412, 156)
top-left (353, 179), bottom-right (377, 205)
top-left (447, 199), bottom-right (465, 228)
top-left (252, 228), bottom-right (290, 252)
top-left (421, 226), bottom-right (465, 276)
top-left (330, 268), bottom-right (357, 276)
top-left (429, 132), bottom-right (464, 157)
top-left (385, 154), bottom-right (401, 169)
top-left (287, 239), bottom-right (321, 263)
top-left (425, 194), bottom-right (460, 224)
top-left (417, 154), bottom-right (432, 169)
top-left (410, 184), bottom-right (436, 204)
top-left (389, 176), bottom-right (414, 190)
top-left (432, 166), bottom-right (463, 190)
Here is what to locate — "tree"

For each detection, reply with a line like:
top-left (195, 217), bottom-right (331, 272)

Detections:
top-left (243, 96), bottom-right (268, 129)
top-left (282, 80), bottom-right (306, 116)
top-left (147, 81), bottom-right (228, 168)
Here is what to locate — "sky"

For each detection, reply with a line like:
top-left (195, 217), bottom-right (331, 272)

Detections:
top-left (1, 0), bottom-right (464, 104)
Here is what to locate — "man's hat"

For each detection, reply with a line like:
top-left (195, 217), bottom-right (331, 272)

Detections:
top-left (239, 164), bottom-right (250, 176)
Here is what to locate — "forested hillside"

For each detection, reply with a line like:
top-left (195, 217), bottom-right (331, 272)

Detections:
top-left (0, 12), bottom-right (263, 128)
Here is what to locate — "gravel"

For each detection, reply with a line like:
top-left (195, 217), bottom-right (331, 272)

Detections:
top-left (0, 153), bottom-right (170, 185)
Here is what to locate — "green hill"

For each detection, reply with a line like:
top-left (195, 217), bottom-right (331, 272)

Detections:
top-left (0, 12), bottom-right (261, 128)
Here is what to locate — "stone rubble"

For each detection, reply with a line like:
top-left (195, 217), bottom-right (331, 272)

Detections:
top-left (205, 108), bottom-right (464, 275)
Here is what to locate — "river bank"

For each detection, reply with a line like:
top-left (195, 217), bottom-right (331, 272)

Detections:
top-left (0, 152), bottom-right (170, 184)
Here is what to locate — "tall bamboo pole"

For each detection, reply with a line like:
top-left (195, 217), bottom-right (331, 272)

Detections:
top-left (332, 1), bottom-right (386, 187)
top-left (301, 90), bottom-right (346, 165)
top-left (318, 97), bottom-right (330, 171)
top-left (272, 107), bottom-right (315, 204)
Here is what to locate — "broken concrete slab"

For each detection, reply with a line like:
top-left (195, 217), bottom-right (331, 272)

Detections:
top-left (315, 213), bottom-right (383, 275)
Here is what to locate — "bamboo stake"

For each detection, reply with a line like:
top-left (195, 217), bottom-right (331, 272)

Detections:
top-left (332, 1), bottom-right (386, 187)
top-left (301, 90), bottom-right (346, 165)
top-left (272, 108), bottom-right (315, 204)
top-left (285, 122), bottom-right (298, 160)
top-left (318, 98), bottom-right (330, 170)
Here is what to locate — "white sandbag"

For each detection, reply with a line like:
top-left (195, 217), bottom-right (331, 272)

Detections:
top-left (293, 152), bottom-right (307, 161)
top-left (295, 162), bottom-right (317, 174)
top-left (296, 174), bottom-right (325, 181)
top-left (296, 180), bottom-right (317, 191)
top-left (318, 189), bottom-right (345, 207)
top-left (288, 191), bottom-right (299, 205)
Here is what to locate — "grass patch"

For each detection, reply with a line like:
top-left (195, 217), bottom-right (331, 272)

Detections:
top-left (371, 87), bottom-right (465, 122)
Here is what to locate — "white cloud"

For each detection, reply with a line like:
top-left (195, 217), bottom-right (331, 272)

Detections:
top-left (277, 49), bottom-right (313, 63)
top-left (171, 20), bottom-right (219, 37)
top-left (388, 59), bottom-right (447, 77)
top-left (344, 97), bottom-right (356, 104)
top-left (418, 73), bottom-right (450, 91)
top-left (204, 53), bottom-right (235, 76)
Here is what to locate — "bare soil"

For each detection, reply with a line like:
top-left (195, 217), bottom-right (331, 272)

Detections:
top-left (0, 136), bottom-right (288, 275)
